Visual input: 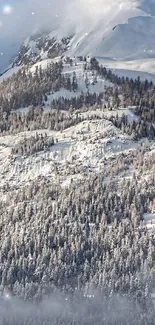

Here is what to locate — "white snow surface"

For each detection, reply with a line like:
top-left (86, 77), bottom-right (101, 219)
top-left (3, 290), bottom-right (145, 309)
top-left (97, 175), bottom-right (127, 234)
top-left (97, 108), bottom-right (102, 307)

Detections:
top-left (0, 110), bottom-right (138, 193)
top-left (143, 213), bottom-right (155, 229)
top-left (0, 66), bottom-right (21, 82)
top-left (28, 0), bottom-right (155, 63)
top-left (63, 0), bottom-right (155, 61)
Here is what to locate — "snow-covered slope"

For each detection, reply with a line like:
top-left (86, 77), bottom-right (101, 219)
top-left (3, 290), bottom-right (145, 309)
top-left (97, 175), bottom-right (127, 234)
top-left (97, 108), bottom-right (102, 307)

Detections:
top-left (65, 0), bottom-right (155, 59)
top-left (9, 0), bottom-right (155, 65)
top-left (0, 108), bottom-right (138, 192)
top-left (1, 0), bottom-right (155, 79)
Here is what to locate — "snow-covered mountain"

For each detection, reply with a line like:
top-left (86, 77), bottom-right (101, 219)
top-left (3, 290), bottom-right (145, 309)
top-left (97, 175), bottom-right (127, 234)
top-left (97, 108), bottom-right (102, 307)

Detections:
top-left (1, 2), bottom-right (155, 310)
top-left (7, 0), bottom-right (155, 72)
top-left (11, 30), bottom-right (72, 67)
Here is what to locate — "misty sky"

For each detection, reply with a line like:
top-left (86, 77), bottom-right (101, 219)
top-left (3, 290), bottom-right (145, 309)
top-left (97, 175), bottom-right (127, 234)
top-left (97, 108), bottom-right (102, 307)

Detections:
top-left (0, 0), bottom-right (69, 71)
top-left (0, 0), bottom-right (66, 38)
top-left (0, 0), bottom-right (93, 71)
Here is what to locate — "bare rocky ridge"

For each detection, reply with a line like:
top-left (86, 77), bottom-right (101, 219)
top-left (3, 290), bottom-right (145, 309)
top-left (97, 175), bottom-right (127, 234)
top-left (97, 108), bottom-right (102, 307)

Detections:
top-left (12, 31), bottom-right (73, 67)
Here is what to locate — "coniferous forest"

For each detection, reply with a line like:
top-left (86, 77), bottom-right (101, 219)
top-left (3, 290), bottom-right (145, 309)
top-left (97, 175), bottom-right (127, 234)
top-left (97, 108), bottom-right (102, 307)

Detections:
top-left (0, 57), bottom-right (155, 324)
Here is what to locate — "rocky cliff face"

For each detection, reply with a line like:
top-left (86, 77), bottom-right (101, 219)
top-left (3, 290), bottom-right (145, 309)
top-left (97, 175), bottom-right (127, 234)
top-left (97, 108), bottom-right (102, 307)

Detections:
top-left (12, 30), bottom-right (73, 67)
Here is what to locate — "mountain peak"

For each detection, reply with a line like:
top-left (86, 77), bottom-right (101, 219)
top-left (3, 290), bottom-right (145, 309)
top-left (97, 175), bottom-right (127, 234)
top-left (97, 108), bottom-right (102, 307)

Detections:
top-left (4, 0), bottom-right (155, 73)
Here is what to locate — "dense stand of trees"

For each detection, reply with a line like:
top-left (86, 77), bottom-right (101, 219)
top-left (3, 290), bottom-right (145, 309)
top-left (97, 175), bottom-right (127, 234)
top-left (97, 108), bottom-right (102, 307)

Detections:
top-left (0, 172), bottom-right (155, 295)
top-left (0, 57), bottom-right (155, 324)
top-left (0, 57), bottom-right (155, 142)
top-left (11, 133), bottom-right (55, 156)
top-left (1, 146), bottom-right (155, 299)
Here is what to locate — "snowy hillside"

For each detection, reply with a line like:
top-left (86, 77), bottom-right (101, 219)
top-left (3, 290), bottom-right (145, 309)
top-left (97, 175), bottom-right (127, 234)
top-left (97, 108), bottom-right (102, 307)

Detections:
top-left (1, 1), bottom-right (155, 316)
top-left (0, 106), bottom-right (154, 232)
top-left (0, 108), bottom-right (142, 191)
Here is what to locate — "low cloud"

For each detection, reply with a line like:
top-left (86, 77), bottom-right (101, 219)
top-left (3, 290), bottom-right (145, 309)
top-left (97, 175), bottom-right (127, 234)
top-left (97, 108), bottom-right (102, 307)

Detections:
top-left (0, 291), bottom-right (146, 325)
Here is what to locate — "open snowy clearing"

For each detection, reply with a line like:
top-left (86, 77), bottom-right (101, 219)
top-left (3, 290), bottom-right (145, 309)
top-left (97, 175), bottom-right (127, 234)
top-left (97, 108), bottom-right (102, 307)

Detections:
top-left (0, 115), bottom-right (138, 193)
top-left (0, 107), bottom-right (154, 220)
top-left (97, 57), bottom-right (155, 82)
top-left (143, 213), bottom-right (155, 229)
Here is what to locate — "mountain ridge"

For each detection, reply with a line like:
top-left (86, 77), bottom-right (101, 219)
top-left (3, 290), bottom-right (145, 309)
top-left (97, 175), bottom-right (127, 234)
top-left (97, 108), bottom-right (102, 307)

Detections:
top-left (3, 0), bottom-right (155, 78)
